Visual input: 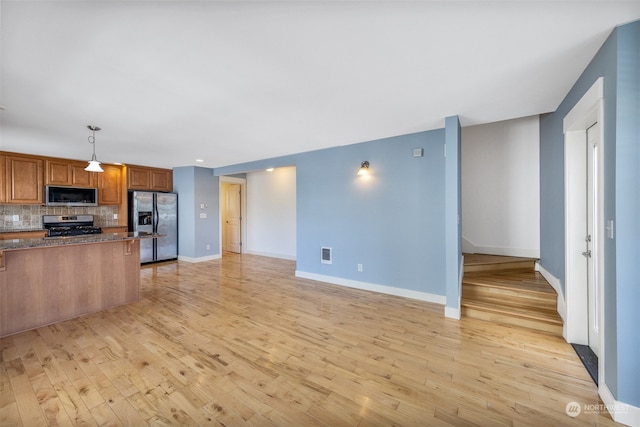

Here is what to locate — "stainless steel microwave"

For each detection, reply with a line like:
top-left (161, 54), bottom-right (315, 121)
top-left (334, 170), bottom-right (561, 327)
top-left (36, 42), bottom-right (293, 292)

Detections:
top-left (45, 186), bottom-right (98, 206)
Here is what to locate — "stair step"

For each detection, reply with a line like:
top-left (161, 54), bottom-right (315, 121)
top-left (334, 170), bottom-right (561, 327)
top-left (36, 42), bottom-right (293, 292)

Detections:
top-left (462, 254), bottom-right (562, 336)
top-left (461, 300), bottom-right (563, 335)
top-left (464, 254), bottom-right (537, 275)
top-left (462, 289), bottom-right (556, 309)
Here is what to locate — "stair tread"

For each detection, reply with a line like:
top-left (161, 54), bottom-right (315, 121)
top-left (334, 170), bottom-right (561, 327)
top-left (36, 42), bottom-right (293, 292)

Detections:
top-left (461, 299), bottom-right (563, 325)
top-left (461, 254), bottom-right (563, 336)
top-left (464, 253), bottom-right (536, 266)
top-left (463, 271), bottom-right (556, 295)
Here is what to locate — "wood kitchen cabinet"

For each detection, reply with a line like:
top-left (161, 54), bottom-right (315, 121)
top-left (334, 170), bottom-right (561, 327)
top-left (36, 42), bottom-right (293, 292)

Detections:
top-left (4, 153), bottom-right (44, 204)
top-left (98, 164), bottom-right (123, 205)
top-left (0, 154), bottom-right (6, 203)
top-left (127, 165), bottom-right (173, 192)
top-left (45, 158), bottom-right (95, 187)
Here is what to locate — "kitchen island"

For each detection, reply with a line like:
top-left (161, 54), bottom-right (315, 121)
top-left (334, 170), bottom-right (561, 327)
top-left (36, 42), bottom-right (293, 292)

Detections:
top-left (0, 232), bottom-right (155, 338)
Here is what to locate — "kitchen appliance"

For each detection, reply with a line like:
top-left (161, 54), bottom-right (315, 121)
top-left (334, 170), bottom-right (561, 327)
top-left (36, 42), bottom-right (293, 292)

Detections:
top-left (45, 186), bottom-right (98, 206)
top-left (43, 215), bottom-right (102, 237)
top-left (128, 191), bottom-right (178, 263)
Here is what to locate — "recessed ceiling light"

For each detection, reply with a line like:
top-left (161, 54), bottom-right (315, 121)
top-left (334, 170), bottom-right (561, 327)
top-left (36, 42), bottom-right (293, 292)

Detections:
top-left (195, 159), bottom-right (204, 163)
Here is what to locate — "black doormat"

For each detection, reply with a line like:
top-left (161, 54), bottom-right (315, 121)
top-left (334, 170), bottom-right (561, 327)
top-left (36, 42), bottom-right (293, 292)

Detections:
top-left (572, 343), bottom-right (598, 386)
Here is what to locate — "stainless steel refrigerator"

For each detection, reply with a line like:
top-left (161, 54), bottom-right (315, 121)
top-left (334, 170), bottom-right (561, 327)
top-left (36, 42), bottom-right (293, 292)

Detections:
top-left (128, 191), bottom-right (178, 263)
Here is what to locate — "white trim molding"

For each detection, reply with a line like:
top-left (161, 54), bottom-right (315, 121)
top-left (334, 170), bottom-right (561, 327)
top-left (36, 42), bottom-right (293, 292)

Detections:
top-left (537, 263), bottom-right (566, 323)
top-left (246, 250), bottom-right (296, 261)
top-left (599, 383), bottom-right (640, 427)
top-left (178, 254), bottom-right (221, 263)
top-left (295, 270), bottom-right (446, 306)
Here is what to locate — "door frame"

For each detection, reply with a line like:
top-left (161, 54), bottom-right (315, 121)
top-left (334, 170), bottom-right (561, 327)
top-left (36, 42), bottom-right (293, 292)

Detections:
top-left (563, 77), bottom-right (604, 383)
top-left (219, 176), bottom-right (247, 255)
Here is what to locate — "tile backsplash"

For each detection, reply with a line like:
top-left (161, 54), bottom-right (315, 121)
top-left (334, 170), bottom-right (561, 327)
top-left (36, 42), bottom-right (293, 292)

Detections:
top-left (0, 205), bottom-right (121, 230)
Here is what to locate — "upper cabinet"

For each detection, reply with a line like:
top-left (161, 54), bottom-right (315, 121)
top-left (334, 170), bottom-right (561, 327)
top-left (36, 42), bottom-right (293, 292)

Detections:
top-left (127, 165), bottom-right (173, 192)
top-left (5, 153), bottom-right (44, 204)
top-left (45, 158), bottom-right (96, 187)
top-left (0, 154), bottom-right (6, 203)
top-left (97, 164), bottom-right (123, 205)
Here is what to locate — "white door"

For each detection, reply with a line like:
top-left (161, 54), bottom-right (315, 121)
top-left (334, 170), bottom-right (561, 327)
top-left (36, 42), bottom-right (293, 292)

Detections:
top-left (586, 122), bottom-right (600, 356)
top-left (225, 184), bottom-right (242, 253)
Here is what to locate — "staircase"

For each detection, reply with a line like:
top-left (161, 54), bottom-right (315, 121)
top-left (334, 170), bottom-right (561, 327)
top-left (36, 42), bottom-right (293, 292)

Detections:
top-left (461, 254), bottom-right (563, 336)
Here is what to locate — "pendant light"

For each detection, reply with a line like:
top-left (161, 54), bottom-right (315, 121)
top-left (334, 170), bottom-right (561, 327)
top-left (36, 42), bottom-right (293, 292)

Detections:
top-left (85, 125), bottom-right (104, 172)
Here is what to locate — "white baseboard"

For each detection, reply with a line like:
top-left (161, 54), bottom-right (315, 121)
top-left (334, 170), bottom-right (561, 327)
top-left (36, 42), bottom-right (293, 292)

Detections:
top-left (294, 270), bottom-right (446, 305)
top-left (245, 250), bottom-right (296, 261)
top-left (462, 237), bottom-right (476, 254)
top-left (537, 263), bottom-right (566, 322)
top-left (600, 383), bottom-right (640, 427)
top-left (466, 244), bottom-right (540, 259)
top-left (445, 306), bottom-right (461, 319)
top-left (178, 254), bottom-right (221, 263)
top-left (461, 235), bottom-right (541, 258)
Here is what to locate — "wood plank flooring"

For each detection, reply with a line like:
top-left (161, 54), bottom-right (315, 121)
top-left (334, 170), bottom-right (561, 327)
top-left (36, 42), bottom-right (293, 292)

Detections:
top-left (1, 254), bottom-right (619, 426)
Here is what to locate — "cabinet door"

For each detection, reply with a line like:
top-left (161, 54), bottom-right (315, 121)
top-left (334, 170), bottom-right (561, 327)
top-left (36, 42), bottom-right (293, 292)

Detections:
top-left (150, 169), bottom-right (173, 192)
top-left (70, 162), bottom-right (95, 187)
top-left (45, 159), bottom-right (72, 185)
top-left (46, 159), bottom-right (95, 187)
top-left (6, 154), bottom-right (44, 204)
top-left (98, 164), bottom-right (122, 205)
top-left (127, 166), bottom-right (150, 190)
top-left (0, 155), bottom-right (5, 203)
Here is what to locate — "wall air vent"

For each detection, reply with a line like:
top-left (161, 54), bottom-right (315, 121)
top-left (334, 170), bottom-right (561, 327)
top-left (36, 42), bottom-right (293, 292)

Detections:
top-left (321, 247), bottom-right (332, 264)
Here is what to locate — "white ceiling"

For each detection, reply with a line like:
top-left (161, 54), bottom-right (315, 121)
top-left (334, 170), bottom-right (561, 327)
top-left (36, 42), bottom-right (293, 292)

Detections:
top-left (1, 1), bottom-right (639, 169)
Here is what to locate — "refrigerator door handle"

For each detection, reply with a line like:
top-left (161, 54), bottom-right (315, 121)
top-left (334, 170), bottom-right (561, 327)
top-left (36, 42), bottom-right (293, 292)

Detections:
top-left (153, 202), bottom-right (159, 234)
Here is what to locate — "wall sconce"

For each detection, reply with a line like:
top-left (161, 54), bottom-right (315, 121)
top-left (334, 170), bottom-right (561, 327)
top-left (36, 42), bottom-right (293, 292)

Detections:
top-left (85, 125), bottom-right (104, 172)
top-left (357, 161), bottom-right (370, 176)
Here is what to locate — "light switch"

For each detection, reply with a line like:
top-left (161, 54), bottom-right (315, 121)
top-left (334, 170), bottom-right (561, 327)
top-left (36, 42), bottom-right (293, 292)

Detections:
top-left (199, 213), bottom-right (207, 219)
top-left (607, 220), bottom-right (614, 239)
top-left (200, 203), bottom-right (205, 209)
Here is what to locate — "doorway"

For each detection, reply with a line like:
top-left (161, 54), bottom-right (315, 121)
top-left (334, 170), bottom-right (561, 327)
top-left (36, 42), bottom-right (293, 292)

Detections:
top-left (220, 177), bottom-right (246, 255)
top-left (563, 77), bottom-right (604, 386)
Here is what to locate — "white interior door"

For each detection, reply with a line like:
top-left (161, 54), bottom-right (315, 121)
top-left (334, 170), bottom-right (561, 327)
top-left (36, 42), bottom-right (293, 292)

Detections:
top-left (225, 184), bottom-right (241, 253)
top-left (586, 122), bottom-right (600, 356)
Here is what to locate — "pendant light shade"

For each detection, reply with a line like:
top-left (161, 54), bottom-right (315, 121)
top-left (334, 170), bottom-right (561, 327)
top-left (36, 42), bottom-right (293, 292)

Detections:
top-left (85, 125), bottom-right (104, 172)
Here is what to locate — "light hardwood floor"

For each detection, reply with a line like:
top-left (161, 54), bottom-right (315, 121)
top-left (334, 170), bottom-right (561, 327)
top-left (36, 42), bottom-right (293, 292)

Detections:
top-left (1, 254), bottom-right (619, 426)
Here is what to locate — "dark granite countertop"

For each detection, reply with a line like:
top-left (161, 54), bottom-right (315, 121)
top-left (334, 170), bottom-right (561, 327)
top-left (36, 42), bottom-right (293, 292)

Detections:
top-left (0, 232), bottom-right (160, 251)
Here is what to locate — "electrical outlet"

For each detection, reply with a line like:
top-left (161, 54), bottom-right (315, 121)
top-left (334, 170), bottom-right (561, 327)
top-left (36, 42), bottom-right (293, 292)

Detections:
top-left (357, 264), bottom-right (363, 272)
top-left (12, 215), bottom-right (19, 222)
top-left (206, 244), bottom-right (210, 250)
top-left (113, 213), bottom-right (118, 219)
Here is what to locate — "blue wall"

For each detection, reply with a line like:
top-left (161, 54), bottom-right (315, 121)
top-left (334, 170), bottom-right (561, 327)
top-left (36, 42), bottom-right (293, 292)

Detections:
top-left (539, 20), bottom-right (639, 408)
top-left (295, 129), bottom-right (446, 295)
top-left (613, 20), bottom-right (640, 407)
top-left (173, 166), bottom-right (220, 259)
top-left (214, 129), bottom-right (449, 298)
top-left (445, 116), bottom-right (462, 313)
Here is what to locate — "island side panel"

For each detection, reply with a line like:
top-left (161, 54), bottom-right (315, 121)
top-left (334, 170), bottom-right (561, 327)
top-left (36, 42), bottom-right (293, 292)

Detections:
top-left (0, 239), bottom-right (140, 338)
